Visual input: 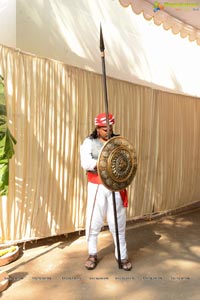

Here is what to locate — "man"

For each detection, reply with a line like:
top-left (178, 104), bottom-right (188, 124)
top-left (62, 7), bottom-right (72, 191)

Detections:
top-left (80, 112), bottom-right (132, 271)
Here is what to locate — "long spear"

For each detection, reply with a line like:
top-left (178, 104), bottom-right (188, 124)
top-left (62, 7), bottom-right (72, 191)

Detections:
top-left (99, 24), bottom-right (122, 269)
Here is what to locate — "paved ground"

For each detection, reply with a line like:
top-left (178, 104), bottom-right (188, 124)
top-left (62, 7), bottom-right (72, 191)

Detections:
top-left (0, 207), bottom-right (200, 300)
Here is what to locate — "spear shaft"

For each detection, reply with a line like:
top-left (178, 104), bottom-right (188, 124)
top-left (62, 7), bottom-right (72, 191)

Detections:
top-left (100, 24), bottom-right (122, 269)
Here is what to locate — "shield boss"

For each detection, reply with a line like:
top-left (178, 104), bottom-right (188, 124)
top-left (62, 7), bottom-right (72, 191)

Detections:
top-left (97, 136), bottom-right (137, 191)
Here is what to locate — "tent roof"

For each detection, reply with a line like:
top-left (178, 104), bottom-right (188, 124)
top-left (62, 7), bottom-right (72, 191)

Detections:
top-left (9, 0), bottom-right (200, 97)
top-left (119, 0), bottom-right (200, 45)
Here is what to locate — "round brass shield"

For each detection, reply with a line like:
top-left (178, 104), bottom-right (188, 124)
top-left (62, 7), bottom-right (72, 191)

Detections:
top-left (97, 136), bottom-right (137, 191)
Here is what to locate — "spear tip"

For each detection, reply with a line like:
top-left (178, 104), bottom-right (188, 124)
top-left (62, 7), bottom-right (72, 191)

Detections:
top-left (100, 23), bottom-right (105, 52)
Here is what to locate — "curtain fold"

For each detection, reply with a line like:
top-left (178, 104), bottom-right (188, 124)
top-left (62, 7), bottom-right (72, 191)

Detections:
top-left (0, 44), bottom-right (200, 242)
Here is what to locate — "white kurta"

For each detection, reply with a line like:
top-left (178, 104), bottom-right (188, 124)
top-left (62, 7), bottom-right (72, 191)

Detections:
top-left (80, 137), bottom-right (128, 260)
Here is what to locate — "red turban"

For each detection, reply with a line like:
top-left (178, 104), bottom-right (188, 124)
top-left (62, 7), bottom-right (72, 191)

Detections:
top-left (95, 113), bottom-right (115, 126)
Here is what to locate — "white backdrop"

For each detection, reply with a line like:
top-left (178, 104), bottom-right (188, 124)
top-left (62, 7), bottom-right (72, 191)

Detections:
top-left (0, 0), bottom-right (16, 47)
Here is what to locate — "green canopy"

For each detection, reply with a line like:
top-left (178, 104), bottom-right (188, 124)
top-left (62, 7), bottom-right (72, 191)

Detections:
top-left (0, 75), bottom-right (16, 196)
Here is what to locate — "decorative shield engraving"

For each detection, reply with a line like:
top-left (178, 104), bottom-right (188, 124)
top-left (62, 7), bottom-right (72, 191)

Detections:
top-left (97, 136), bottom-right (137, 191)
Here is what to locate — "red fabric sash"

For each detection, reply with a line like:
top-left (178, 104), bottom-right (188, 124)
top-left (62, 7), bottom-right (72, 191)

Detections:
top-left (87, 172), bottom-right (128, 207)
top-left (119, 189), bottom-right (128, 207)
top-left (87, 172), bottom-right (102, 184)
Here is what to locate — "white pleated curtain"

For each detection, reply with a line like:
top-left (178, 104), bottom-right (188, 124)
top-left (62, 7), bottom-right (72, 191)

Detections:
top-left (0, 44), bottom-right (200, 243)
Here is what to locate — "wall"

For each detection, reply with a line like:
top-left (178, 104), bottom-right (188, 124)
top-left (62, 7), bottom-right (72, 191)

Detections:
top-left (0, 0), bottom-right (16, 47)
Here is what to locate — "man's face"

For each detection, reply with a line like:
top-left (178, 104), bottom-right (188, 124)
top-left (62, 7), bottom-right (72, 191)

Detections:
top-left (97, 125), bottom-right (113, 141)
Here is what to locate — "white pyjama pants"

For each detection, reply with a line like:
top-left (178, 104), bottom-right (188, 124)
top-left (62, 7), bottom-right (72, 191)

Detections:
top-left (86, 182), bottom-right (128, 260)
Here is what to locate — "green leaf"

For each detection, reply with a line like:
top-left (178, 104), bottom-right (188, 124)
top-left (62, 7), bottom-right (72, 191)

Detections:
top-left (0, 161), bottom-right (9, 196)
top-left (0, 75), bottom-right (17, 195)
